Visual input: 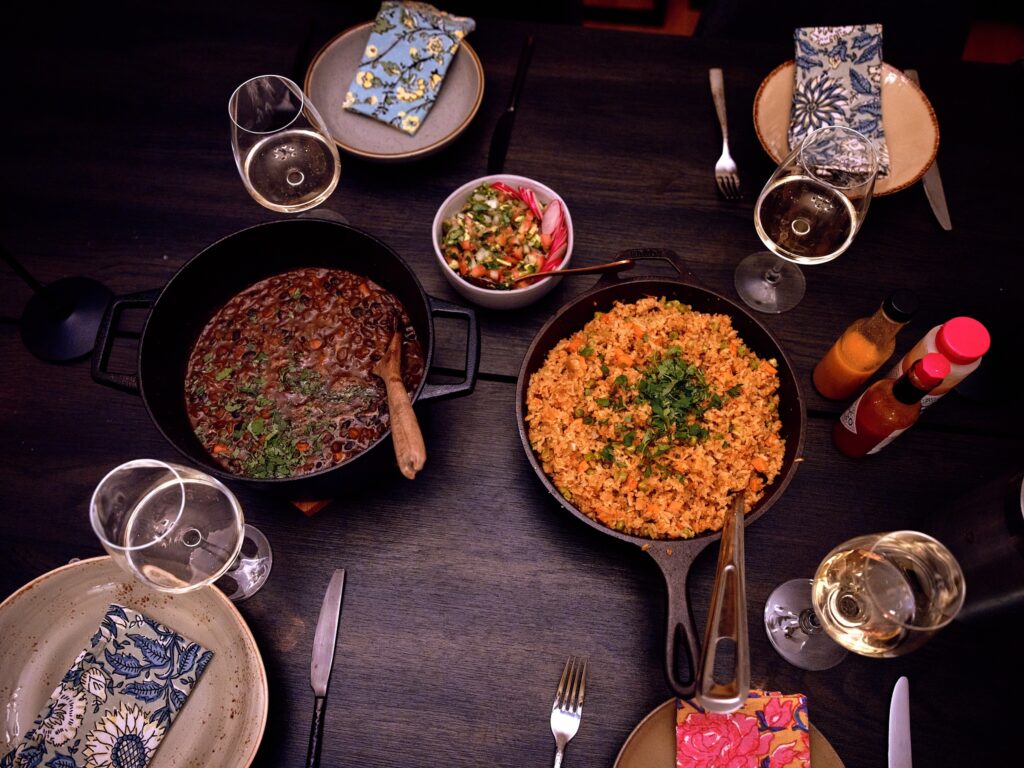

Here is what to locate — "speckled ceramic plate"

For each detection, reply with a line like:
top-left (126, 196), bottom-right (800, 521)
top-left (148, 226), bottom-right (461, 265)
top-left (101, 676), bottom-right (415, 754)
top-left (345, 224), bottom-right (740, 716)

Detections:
top-left (304, 21), bottom-right (484, 162)
top-left (0, 557), bottom-right (267, 766)
top-left (753, 61), bottom-right (939, 195)
top-left (614, 698), bottom-right (844, 768)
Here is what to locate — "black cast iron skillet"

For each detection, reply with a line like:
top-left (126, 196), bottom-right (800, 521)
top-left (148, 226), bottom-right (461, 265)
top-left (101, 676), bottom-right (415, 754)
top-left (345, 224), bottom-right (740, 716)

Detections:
top-left (91, 218), bottom-right (479, 500)
top-left (515, 249), bottom-right (805, 698)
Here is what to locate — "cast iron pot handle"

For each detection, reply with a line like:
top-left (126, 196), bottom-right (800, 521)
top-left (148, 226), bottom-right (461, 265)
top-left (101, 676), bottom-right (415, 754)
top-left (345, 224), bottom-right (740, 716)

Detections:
top-left (90, 289), bottom-right (161, 394)
top-left (594, 248), bottom-right (699, 290)
top-left (646, 541), bottom-right (712, 699)
top-left (418, 296), bottom-right (480, 402)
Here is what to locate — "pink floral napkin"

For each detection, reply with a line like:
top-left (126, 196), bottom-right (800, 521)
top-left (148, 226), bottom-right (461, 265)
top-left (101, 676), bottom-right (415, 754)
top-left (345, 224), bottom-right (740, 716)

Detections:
top-left (676, 690), bottom-right (810, 768)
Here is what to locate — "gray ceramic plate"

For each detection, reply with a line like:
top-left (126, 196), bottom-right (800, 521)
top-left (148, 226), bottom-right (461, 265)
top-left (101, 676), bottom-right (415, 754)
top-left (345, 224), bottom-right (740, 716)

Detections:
top-left (304, 21), bottom-right (484, 163)
top-left (0, 557), bottom-right (267, 767)
top-left (614, 698), bottom-right (844, 768)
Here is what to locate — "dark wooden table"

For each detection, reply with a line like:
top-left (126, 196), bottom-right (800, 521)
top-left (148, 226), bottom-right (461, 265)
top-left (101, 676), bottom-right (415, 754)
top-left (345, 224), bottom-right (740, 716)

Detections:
top-left (2, 5), bottom-right (1021, 767)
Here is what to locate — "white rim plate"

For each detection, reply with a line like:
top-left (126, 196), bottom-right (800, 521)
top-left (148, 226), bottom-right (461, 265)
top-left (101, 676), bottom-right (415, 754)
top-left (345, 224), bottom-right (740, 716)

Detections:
top-left (0, 557), bottom-right (267, 767)
top-left (304, 21), bottom-right (484, 163)
top-left (753, 61), bottom-right (939, 196)
top-left (614, 698), bottom-right (844, 768)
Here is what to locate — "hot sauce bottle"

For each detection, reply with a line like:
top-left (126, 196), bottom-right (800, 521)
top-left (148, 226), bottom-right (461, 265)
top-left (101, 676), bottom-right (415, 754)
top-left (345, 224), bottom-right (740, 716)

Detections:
top-left (833, 352), bottom-right (950, 458)
top-left (812, 290), bottom-right (919, 400)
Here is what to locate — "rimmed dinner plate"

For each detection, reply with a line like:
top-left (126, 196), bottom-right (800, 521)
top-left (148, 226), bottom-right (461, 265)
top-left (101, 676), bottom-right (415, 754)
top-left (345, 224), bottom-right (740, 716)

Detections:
top-left (753, 61), bottom-right (939, 195)
top-left (304, 21), bottom-right (484, 163)
top-left (0, 557), bottom-right (267, 767)
top-left (614, 698), bottom-right (844, 768)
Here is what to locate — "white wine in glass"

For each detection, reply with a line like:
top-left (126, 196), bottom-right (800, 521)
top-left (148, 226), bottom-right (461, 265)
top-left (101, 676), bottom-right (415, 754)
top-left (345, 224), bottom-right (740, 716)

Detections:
top-left (765, 531), bottom-right (965, 670)
top-left (736, 125), bottom-right (877, 314)
top-left (90, 459), bottom-right (272, 600)
top-left (229, 74), bottom-right (340, 213)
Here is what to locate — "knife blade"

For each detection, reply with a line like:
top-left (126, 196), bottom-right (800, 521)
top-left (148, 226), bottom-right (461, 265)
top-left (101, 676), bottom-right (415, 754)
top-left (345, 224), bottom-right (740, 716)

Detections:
top-left (306, 568), bottom-right (346, 768)
top-left (888, 676), bottom-right (912, 768)
top-left (905, 69), bottom-right (952, 230)
top-left (486, 35), bottom-right (534, 175)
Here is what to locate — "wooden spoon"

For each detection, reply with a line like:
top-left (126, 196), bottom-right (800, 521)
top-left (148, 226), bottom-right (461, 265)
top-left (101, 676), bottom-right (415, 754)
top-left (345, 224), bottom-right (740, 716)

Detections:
top-left (372, 332), bottom-right (426, 479)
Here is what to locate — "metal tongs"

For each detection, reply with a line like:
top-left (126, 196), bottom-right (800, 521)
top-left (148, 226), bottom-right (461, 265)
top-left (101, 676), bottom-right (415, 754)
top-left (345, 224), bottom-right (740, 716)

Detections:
top-left (696, 491), bottom-right (750, 713)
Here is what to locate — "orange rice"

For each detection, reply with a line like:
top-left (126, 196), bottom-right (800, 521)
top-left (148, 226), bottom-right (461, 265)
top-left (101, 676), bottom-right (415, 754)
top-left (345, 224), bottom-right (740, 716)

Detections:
top-left (525, 297), bottom-right (785, 539)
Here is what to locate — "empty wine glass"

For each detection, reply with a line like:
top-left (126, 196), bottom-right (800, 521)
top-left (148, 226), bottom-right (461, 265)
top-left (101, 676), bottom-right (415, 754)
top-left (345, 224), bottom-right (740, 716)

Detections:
top-left (735, 125), bottom-right (877, 314)
top-left (90, 459), bottom-right (272, 601)
top-left (764, 530), bottom-right (965, 670)
top-left (228, 74), bottom-right (341, 213)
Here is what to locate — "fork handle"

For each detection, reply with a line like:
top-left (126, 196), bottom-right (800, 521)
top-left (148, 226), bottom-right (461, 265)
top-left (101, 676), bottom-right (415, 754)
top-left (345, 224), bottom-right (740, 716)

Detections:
top-left (553, 748), bottom-right (565, 768)
top-left (709, 68), bottom-right (729, 140)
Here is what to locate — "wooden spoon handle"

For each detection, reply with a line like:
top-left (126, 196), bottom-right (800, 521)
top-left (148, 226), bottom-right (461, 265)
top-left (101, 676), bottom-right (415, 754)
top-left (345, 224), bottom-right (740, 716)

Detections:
top-left (382, 371), bottom-right (426, 479)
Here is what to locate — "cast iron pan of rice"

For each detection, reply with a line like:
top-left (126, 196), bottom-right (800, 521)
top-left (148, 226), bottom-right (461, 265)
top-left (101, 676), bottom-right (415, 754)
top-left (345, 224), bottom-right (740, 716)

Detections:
top-left (515, 249), bottom-right (805, 698)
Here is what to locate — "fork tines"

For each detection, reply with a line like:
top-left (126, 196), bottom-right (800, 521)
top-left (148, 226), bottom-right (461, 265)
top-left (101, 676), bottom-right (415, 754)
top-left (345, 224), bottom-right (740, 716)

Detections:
top-left (553, 655), bottom-right (588, 713)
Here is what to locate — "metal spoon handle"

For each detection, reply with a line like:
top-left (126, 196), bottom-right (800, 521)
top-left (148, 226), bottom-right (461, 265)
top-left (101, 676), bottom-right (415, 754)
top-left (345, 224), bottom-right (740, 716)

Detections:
top-left (513, 258), bottom-right (634, 283)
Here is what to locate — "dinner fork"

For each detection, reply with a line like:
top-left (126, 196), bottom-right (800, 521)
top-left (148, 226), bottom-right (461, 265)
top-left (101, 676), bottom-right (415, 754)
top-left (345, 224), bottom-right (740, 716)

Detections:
top-left (550, 656), bottom-right (588, 768)
top-left (709, 68), bottom-right (741, 200)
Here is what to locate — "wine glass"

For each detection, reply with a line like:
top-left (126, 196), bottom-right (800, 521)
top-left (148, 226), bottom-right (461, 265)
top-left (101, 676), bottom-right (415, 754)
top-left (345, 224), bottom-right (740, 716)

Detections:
top-left (764, 530), bottom-right (965, 670)
top-left (90, 459), bottom-right (273, 601)
top-left (735, 125), bottom-right (878, 314)
top-left (228, 74), bottom-right (341, 213)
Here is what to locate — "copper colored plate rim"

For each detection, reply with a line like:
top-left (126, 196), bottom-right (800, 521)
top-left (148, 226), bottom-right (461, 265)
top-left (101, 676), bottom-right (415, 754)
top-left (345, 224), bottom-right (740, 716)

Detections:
top-left (614, 697), bottom-right (844, 768)
top-left (751, 60), bottom-right (940, 196)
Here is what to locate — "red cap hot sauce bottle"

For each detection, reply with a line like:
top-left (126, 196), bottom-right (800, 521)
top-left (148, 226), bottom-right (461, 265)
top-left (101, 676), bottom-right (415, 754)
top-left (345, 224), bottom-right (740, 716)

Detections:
top-left (833, 352), bottom-right (951, 458)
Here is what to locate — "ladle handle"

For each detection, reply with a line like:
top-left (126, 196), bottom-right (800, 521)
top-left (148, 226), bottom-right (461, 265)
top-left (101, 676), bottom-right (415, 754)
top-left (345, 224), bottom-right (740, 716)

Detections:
top-left (696, 492), bottom-right (750, 713)
top-left (381, 355), bottom-right (427, 480)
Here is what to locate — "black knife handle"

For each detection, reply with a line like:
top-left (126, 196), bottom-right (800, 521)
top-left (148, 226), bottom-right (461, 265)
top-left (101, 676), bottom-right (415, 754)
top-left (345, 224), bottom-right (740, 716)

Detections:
top-left (306, 696), bottom-right (326, 768)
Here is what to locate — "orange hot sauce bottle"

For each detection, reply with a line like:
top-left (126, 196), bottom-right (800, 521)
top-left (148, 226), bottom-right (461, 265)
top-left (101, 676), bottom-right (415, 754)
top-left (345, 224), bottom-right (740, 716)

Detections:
top-left (833, 352), bottom-right (951, 458)
top-left (812, 290), bottom-right (919, 401)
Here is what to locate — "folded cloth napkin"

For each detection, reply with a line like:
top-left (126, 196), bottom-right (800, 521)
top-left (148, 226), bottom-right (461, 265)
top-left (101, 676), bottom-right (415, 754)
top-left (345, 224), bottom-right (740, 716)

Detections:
top-left (676, 690), bottom-right (810, 768)
top-left (789, 24), bottom-right (890, 176)
top-left (343, 1), bottom-right (475, 135)
top-left (1, 604), bottom-right (213, 768)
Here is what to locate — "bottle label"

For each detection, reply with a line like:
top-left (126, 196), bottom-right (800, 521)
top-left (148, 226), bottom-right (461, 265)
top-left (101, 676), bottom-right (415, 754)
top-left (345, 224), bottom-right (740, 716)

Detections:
top-left (867, 426), bottom-right (908, 454)
top-left (839, 397), bottom-right (861, 434)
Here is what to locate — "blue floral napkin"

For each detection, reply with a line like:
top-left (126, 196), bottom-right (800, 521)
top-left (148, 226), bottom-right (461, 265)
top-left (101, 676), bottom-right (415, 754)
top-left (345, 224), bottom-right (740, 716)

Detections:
top-left (1, 604), bottom-right (213, 768)
top-left (343, 2), bottom-right (475, 135)
top-left (789, 24), bottom-right (891, 176)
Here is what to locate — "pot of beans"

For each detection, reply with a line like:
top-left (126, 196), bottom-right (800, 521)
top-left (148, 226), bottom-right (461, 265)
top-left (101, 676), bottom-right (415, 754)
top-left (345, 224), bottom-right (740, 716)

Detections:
top-left (91, 218), bottom-right (479, 499)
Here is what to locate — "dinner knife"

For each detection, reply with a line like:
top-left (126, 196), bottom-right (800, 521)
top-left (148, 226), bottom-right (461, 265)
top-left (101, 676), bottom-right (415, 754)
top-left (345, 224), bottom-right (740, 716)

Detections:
top-left (888, 676), bottom-right (912, 768)
top-left (307, 568), bottom-right (346, 768)
top-left (904, 69), bottom-right (952, 231)
top-left (486, 35), bottom-right (534, 175)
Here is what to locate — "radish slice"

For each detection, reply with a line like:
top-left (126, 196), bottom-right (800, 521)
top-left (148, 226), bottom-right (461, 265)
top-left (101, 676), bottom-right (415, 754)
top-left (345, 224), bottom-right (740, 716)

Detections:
top-left (541, 199), bottom-right (563, 236)
top-left (490, 181), bottom-right (517, 196)
top-left (517, 187), bottom-right (544, 220)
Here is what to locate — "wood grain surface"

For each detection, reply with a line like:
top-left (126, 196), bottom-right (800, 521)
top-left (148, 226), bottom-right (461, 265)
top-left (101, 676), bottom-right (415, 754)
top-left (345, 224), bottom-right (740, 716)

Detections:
top-left (1, 4), bottom-right (1021, 767)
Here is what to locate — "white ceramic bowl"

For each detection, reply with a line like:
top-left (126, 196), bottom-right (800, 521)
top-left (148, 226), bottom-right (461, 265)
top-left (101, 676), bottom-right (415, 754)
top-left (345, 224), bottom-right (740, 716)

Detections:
top-left (432, 174), bottom-right (574, 310)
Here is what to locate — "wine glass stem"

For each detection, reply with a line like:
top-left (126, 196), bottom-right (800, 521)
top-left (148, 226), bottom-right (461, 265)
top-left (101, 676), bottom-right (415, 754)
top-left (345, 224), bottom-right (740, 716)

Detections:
top-left (763, 263), bottom-right (784, 285)
top-left (798, 608), bottom-right (822, 635)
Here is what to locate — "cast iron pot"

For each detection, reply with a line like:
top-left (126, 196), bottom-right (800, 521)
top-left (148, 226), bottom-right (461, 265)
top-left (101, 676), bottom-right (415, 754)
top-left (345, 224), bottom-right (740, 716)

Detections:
top-left (91, 218), bottom-right (479, 500)
top-left (515, 249), bottom-right (805, 698)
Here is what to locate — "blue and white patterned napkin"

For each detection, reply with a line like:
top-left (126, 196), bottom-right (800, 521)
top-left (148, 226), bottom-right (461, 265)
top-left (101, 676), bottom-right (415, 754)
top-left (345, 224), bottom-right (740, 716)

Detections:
top-left (789, 25), bottom-right (890, 176)
top-left (343, 2), bottom-right (476, 135)
top-left (1, 604), bottom-right (213, 768)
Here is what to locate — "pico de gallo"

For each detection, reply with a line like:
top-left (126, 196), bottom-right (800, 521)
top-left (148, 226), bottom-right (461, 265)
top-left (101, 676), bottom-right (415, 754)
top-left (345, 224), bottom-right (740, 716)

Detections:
top-left (441, 181), bottom-right (569, 290)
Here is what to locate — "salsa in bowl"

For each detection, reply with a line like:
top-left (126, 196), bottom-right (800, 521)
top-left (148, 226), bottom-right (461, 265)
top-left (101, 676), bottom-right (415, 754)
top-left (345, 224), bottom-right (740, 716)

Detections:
top-left (432, 174), bottom-right (574, 309)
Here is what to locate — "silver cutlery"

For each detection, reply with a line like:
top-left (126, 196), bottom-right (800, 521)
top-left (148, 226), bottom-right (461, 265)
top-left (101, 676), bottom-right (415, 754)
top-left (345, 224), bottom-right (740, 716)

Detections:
top-left (487, 35), bottom-right (535, 175)
top-left (905, 70), bottom-right (952, 230)
top-left (550, 656), bottom-right (588, 768)
top-left (696, 491), bottom-right (749, 713)
top-left (307, 569), bottom-right (347, 768)
top-left (709, 68), bottom-right (741, 200)
top-left (888, 676), bottom-right (912, 768)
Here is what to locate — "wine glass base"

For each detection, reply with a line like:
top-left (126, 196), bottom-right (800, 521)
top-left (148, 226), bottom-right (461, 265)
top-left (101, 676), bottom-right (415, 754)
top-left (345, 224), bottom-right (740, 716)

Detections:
top-left (764, 578), bottom-right (847, 670)
top-left (215, 524), bottom-right (273, 601)
top-left (734, 252), bottom-right (806, 314)
top-left (21, 276), bottom-right (113, 362)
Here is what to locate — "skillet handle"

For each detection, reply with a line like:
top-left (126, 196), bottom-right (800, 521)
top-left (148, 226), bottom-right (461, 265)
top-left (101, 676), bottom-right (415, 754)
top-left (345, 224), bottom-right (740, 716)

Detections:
top-left (594, 248), bottom-right (699, 290)
top-left (418, 296), bottom-right (480, 402)
top-left (647, 541), bottom-right (708, 699)
top-left (90, 289), bottom-right (161, 394)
